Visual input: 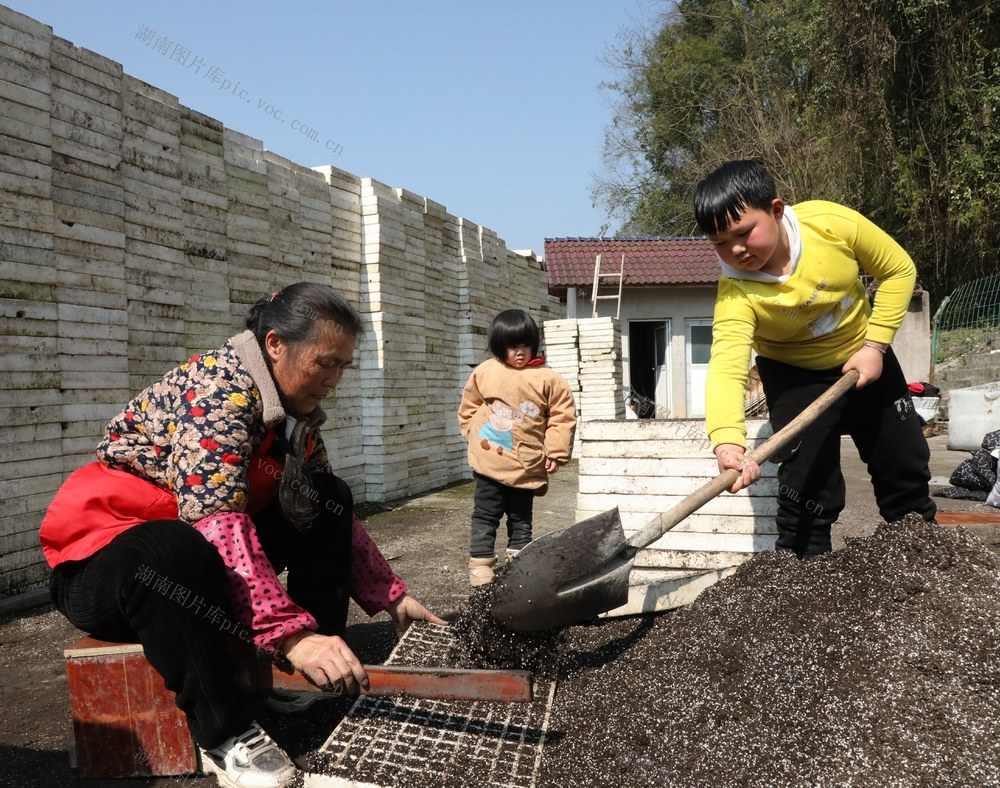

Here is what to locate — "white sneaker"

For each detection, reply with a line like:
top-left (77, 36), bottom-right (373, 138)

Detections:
top-left (199, 721), bottom-right (298, 788)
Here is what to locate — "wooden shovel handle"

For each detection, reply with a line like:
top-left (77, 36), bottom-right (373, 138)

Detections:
top-left (628, 370), bottom-right (860, 550)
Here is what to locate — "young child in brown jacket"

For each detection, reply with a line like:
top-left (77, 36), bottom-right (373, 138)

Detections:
top-left (457, 309), bottom-right (577, 586)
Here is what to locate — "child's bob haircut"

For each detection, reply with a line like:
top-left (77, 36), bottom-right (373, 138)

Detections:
top-left (693, 159), bottom-right (778, 236)
top-left (488, 309), bottom-right (540, 360)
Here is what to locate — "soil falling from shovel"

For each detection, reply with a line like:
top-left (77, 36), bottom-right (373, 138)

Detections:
top-left (449, 563), bottom-right (567, 678)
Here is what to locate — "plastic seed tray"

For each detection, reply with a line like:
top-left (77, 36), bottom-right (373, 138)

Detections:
top-left (303, 622), bottom-right (557, 788)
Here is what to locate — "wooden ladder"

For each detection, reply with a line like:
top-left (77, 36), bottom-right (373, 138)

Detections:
top-left (591, 253), bottom-right (625, 318)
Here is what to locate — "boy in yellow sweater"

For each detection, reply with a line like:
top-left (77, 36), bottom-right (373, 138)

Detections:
top-left (458, 310), bottom-right (577, 585)
top-left (693, 160), bottom-right (935, 557)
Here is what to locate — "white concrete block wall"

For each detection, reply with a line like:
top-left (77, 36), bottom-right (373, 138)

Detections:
top-left (0, 6), bottom-right (556, 598)
top-left (0, 6), bottom-right (57, 596)
top-left (123, 77), bottom-right (186, 396)
top-left (578, 317), bottom-right (624, 420)
top-left (180, 108), bottom-right (230, 351)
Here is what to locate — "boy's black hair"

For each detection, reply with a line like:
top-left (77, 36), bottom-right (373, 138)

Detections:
top-left (488, 309), bottom-right (540, 360)
top-left (693, 159), bottom-right (778, 236)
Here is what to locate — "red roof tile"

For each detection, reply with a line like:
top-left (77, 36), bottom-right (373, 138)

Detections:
top-left (543, 237), bottom-right (720, 289)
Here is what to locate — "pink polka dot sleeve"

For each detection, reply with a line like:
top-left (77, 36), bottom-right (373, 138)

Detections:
top-left (350, 514), bottom-right (407, 615)
top-left (192, 512), bottom-right (317, 655)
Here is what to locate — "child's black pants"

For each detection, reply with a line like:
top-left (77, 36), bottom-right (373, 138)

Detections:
top-left (470, 472), bottom-right (534, 557)
top-left (756, 349), bottom-right (936, 557)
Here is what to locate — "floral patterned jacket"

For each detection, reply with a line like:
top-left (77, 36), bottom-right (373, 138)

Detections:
top-left (98, 330), bottom-right (326, 521)
top-left (43, 330), bottom-right (405, 653)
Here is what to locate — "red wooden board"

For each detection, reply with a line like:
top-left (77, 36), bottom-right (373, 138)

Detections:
top-left (65, 640), bottom-right (196, 778)
top-left (936, 511), bottom-right (1000, 525)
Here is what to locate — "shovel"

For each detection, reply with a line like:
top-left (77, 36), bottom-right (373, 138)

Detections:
top-left (491, 369), bottom-right (860, 631)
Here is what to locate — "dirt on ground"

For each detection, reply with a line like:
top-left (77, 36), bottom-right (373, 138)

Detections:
top-left (1, 436), bottom-right (998, 787)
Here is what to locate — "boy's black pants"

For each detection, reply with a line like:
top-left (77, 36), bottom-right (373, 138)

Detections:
top-left (470, 472), bottom-right (534, 557)
top-left (756, 349), bottom-right (936, 557)
top-left (49, 472), bottom-right (354, 749)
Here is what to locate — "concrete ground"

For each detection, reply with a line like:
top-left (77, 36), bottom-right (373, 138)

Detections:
top-left (833, 433), bottom-right (1000, 547)
top-left (0, 434), bottom-right (997, 787)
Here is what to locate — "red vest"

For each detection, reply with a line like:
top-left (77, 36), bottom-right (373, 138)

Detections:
top-left (40, 429), bottom-right (289, 568)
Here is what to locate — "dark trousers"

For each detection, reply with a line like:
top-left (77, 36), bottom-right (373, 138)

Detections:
top-left (50, 520), bottom-right (255, 749)
top-left (49, 472), bottom-right (355, 748)
top-left (756, 349), bottom-right (936, 557)
top-left (253, 472), bottom-right (354, 637)
top-left (470, 472), bottom-right (534, 557)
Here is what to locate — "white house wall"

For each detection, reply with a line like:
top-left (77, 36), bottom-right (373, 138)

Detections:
top-left (610, 285), bottom-right (718, 418)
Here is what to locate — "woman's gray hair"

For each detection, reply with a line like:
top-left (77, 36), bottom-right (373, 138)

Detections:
top-left (245, 283), bottom-right (362, 530)
top-left (245, 282), bottom-right (363, 351)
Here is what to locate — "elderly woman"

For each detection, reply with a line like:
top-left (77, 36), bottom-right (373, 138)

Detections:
top-left (40, 283), bottom-right (444, 788)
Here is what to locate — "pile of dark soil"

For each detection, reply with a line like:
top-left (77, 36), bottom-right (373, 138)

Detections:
top-left (299, 517), bottom-right (997, 786)
top-left (539, 515), bottom-right (1000, 787)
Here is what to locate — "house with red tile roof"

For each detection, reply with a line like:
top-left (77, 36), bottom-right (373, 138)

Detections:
top-left (543, 237), bottom-right (722, 419)
top-left (542, 237), bottom-right (932, 420)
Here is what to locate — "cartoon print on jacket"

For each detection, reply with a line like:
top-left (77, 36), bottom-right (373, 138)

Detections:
top-left (477, 400), bottom-right (542, 456)
top-left (457, 357), bottom-right (577, 494)
top-left (478, 399), bottom-right (523, 453)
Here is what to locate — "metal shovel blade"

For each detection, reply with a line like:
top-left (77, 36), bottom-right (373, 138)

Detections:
top-left (490, 508), bottom-right (636, 632)
top-left (490, 371), bottom-right (862, 633)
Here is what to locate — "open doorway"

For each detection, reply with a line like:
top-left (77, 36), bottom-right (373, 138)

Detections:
top-left (628, 320), bottom-right (671, 418)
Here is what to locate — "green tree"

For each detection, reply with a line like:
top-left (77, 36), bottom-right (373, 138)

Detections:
top-left (595, 0), bottom-right (1000, 301)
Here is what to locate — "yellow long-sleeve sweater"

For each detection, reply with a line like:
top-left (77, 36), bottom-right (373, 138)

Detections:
top-left (706, 200), bottom-right (916, 449)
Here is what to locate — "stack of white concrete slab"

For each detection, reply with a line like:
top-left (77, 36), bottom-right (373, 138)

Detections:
top-left (358, 178), bottom-right (409, 502)
top-left (0, 7), bottom-right (60, 596)
top-left (51, 41), bottom-right (129, 471)
top-left (415, 196), bottom-right (469, 495)
top-left (541, 319), bottom-right (581, 452)
top-left (575, 418), bottom-right (779, 616)
top-left (294, 162), bottom-right (365, 490)
top-left (121, 77), bottom-right (189, 392)
top-left (454, 216), bottom-right (483, 374)
top-left (311, 165), bottom-right (364, 296)
top-left (392, 187), bottom-right (438, 498)
top-left (311, 165), bottom-right (365, 492)
top-left (541, 319), bottom-right (579, 394)
top-left (224, 128), bottom-right (272, 325)
top-left (423, 198), bottom-right (468, 487)
top-left (179, 107), bottom-right (230, 350)
top-left (576, 317), bottom-right (623, 421)
top-left (265, 150), bottom-right (305, 276)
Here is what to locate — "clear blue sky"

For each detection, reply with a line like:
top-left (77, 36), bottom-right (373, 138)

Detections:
top-left (12, 1), bottom-right (656, 256)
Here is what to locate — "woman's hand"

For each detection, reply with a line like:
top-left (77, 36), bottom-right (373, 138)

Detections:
top-left (715, 443), bottom-right (761, 494)
top-left (282, 631), bottom-right (369, 694)
top-left (843, 343), bottom-right (885, 388)
top-left (386, 594), bottom-right (447, 637)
